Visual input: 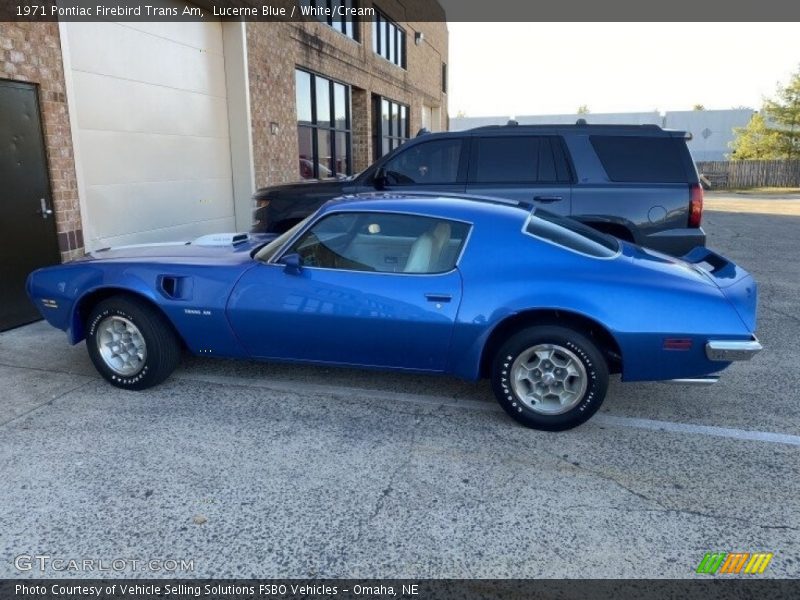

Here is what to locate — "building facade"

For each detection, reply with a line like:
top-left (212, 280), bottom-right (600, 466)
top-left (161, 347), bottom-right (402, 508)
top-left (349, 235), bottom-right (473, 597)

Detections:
top-left (0, 2), bottom-right (447, 330)
top-left (0, 3), bottom-right (448, 260)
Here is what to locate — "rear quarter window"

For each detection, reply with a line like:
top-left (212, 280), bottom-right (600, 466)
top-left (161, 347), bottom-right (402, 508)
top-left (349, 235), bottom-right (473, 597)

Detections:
top-left (526, 211), bottom-right (619, 258)
top-left (590, 135), bottom-right (688, 183)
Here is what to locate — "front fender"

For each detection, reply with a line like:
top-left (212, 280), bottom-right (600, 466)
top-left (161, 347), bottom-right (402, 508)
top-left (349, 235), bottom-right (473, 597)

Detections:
top-left (26, 264), bottom-right (160, 345)
top-left (29, 261), bottom-right (252, 361)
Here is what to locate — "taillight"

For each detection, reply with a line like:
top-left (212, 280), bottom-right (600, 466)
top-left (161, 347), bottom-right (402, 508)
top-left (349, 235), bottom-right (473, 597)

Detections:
top-left (689, 183), bottom-right (703, 228)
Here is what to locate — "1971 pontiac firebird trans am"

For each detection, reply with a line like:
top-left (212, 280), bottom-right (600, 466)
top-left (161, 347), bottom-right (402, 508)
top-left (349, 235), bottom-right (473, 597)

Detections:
top-left (27, 194), bottom-right (762, 431)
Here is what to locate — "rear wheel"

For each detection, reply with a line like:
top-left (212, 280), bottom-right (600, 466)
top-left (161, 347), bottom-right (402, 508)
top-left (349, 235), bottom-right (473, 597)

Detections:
top-left (492, 326), bottom-right (609, 431)
top-left (86, 296), bottom-right (181, 390)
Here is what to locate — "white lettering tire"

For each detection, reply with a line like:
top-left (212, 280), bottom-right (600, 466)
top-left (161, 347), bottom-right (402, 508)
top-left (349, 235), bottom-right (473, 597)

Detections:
top-left (492, 325), bottom-right (609, 431)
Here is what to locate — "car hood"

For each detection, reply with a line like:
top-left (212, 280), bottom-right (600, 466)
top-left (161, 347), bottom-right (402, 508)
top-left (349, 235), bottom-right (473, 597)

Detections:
top-left (253, 179), bottom-right (351, 200)
top-left (77, 233), bottom-right (277, 265)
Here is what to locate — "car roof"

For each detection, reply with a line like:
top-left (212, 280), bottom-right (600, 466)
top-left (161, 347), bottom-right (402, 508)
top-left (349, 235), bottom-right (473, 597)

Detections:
top-left (414, 123), bottom-right (688, 139)
top-left (321, 192), bottom-right (532, 222)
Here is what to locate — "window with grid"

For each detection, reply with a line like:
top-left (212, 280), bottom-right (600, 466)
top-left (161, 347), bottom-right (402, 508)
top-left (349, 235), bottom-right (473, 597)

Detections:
top-left (371, 10), bottom-right (406, 68)
top-left (372, 95), bottom-right (409, 160)
top-left (296, 69), bottom-right (352, 180)
top-left (301, 0), bottom-right (360, 41)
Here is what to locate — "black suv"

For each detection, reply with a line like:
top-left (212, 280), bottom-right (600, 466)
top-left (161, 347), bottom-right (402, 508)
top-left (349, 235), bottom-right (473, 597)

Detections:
top-left (252, 123), bottom-right (705, 256)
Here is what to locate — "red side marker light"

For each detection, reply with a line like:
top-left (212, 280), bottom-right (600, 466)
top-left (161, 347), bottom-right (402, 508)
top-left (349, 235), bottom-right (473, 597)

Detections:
top-left (664, 338), bottom-right (693, 350)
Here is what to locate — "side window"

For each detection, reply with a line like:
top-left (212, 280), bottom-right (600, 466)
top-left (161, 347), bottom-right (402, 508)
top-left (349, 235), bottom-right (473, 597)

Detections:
top-left (471, 136), bottom-right (571, 184)
top-left (287, 212), bottom-right (470, 274)
top-left (526, 210), bottom-right (619, 258)
top-left (382, 139), bottom-right (462, 185)
top-left (590, 136), bottom-right (687, 183)
top-left (287, 212), bottom-right (360, 270)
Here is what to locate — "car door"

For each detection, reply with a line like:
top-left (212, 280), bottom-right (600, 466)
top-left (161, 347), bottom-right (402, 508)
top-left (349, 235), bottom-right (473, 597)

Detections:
top-left (466, 135), bottom-right (573, 216)
top-left (227, 211), bottom-right (470, 372)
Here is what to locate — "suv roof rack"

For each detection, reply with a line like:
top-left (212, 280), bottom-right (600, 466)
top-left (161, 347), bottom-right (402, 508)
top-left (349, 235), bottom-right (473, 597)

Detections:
top-left (354, 190), bottom-right (534, 211)
top-left (468, 123), bottom-right (665, 132)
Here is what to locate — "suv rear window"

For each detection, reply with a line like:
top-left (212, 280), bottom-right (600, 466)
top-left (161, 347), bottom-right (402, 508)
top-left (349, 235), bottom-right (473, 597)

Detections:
top-left (526, 210), bottom-right (619, 258)
top-left (590, 135), bottom-right (687, 183)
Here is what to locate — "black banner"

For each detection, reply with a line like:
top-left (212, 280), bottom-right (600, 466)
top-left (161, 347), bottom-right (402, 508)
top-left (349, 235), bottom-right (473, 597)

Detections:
top-left (1, 580), bottom-right (799, 600)
top-left (0, 0), bottom-right (799, 22)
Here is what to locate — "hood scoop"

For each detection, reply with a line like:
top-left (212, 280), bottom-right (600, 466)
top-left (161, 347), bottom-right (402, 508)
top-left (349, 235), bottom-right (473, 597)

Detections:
top-left (192, 233), bottom-right (251, 247)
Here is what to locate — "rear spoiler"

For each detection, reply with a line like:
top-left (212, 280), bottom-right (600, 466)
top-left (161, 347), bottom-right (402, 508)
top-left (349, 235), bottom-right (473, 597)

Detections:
top-left (681, 247), bottom-right (742, 286)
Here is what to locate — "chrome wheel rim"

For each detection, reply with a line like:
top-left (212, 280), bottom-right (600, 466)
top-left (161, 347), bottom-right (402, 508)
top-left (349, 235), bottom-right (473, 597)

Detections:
top-left (96, 316), bottom-right (147, 377)
top-left (510, 344), bottom-right (588, 415)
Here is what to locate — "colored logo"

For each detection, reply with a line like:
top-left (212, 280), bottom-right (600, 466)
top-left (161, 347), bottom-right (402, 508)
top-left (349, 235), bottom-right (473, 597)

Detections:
top-left (696, 552), bottom-right (773, 575)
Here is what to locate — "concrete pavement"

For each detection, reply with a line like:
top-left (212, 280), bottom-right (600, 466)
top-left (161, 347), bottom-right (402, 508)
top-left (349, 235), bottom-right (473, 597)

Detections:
top-left (0, 205), bottom-right (798, 578)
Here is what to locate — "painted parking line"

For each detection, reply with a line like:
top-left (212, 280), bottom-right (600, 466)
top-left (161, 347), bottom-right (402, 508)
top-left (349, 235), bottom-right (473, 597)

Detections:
top-left (593, 414), bottom-right (800, 446)
top-left (174, 372), bottom-right (800, 447)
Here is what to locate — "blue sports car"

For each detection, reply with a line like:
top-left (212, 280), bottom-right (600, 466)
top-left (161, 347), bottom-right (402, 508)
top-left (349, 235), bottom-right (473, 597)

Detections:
top-left (27, 193), bottom-right (762, 430)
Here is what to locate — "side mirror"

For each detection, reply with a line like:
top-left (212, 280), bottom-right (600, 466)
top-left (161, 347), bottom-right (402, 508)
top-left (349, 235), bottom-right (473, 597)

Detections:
top-left (280, 253), bottom-right (303, 275)
top-left (373, 167), bottom-right (388, 190)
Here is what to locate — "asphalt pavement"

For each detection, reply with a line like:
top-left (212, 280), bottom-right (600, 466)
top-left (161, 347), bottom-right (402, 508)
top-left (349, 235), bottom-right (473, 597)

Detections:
top-left (1, 196), bottom-right (798, 578)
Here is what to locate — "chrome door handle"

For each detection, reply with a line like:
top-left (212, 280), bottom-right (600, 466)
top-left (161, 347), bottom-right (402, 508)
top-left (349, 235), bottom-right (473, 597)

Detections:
top-left (38, 198), bottom-right (53, 219)
top-left (425, 293), bottom-right (452, 303)
top-left (534, 195), bottom-right (563, 203)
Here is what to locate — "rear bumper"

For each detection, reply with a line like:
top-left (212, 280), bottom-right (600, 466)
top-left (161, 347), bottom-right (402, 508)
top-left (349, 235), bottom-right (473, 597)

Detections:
top-left (641, 227), bottom-right (706, 257)
top-left (705, 338), bottom-right (763, 362)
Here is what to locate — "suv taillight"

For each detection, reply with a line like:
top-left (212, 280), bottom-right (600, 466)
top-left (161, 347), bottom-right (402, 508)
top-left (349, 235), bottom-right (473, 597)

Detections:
top-left (689, 183), bottom-right (703, 228)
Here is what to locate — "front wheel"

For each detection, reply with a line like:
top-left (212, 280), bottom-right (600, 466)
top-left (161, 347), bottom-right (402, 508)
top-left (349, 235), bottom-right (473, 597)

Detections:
top-left (492, 326), bottom-right (609, 431)
top-left (86, 296), bottom-right (181, 390)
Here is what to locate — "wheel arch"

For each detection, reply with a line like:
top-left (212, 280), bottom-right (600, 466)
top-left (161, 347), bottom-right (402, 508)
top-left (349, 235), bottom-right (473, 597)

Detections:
top-left (478, 308), bottom-right (623, 378)
top-left (70, 287), bottom-right (185, 348)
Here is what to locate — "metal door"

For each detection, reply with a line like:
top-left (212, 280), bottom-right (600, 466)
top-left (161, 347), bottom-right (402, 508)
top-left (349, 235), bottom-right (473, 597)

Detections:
top-left (228, 264), bottom-right (463, 372)
top-left (0, 80), bottom-right (61, 331)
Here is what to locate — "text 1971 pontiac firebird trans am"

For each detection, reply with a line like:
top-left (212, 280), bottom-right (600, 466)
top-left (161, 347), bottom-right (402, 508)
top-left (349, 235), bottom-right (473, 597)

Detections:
top-left (27, 193), bottom-right (762, 430)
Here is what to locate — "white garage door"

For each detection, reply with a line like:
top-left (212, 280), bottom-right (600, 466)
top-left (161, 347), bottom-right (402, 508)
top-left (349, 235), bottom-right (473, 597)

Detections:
top-left (64, 15), bottom-right (236, 249)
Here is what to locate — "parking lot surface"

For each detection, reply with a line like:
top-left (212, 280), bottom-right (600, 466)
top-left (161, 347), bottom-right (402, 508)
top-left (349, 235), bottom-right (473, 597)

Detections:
top-left (1, 196), bottom-right (798, 578)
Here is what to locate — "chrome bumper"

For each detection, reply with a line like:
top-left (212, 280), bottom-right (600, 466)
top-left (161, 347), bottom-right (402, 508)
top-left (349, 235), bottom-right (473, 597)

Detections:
top-left (664, 377), bottom-right (719, 385)
top-left (705, 338), bottom-right (763, 362)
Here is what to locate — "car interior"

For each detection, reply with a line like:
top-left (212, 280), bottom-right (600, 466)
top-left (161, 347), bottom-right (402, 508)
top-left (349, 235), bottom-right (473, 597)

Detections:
top-left (289, 213), bottom-right (468, 274)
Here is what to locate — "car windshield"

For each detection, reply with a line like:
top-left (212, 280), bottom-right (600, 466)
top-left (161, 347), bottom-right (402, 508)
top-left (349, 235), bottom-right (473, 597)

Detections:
top-left (527, 210), bottom-right (620, 258)
top-left (254, 216), bottom-right (313, 262)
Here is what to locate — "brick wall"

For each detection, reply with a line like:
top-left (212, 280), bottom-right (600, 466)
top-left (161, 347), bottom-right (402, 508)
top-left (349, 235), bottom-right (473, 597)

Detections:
top-left (1, 10), bottom-right (447, 261)
top-left (246, 4), bottom-right (449, 189)
top-left (0, 22), bottom-right (83, 262)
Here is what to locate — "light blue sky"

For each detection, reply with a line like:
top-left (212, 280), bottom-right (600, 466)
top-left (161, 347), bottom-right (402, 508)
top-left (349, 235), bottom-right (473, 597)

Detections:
top-left (448, 23), bottom-right (799, 117)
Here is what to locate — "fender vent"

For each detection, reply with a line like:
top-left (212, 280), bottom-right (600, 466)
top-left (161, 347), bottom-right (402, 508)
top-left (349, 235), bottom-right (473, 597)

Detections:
top-left (159, 275), bottom-right (192, 300)
top-left (161, 276), bottom-right (178, 298)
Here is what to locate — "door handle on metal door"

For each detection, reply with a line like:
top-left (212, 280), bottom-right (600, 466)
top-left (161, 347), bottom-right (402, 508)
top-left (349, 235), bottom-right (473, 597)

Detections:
top-left (37, 198), bottom-right (53, 219)
top-left (533, 195), bottom-right (563, 203)
top-left (425, 293), bottom-right (452, 303)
